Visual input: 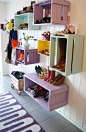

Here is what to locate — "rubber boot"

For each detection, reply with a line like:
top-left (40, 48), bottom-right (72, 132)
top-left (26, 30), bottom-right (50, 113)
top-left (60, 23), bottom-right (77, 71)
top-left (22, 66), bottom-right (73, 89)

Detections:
top-left (52, 39), bottom-right (67, 68)
top-left (44, 67), bottom-right (51, 81)
top-left (47, 70), bottom-right (55, 82)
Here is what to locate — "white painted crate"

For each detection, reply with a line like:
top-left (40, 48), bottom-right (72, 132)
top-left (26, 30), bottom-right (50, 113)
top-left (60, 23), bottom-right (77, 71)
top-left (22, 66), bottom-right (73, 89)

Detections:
top-left (11, 74), bottom-right (24, 91)
top-left (49, 35), bottom-right (84, 76)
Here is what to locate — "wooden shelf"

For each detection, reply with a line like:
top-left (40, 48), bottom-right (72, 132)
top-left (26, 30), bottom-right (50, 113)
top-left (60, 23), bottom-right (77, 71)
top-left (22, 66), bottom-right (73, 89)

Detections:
top-left (24, 73), bottom-right (69, 111)
top-left (38, 52), bottom-right (50, 57)
top-left (25, 90), bottom-right (48, 110)
top-left (49, 35), bottom-right (84, 76)
top-left (14, 12), bottom-right (40, 30)
top-left (33, 0), bottom-right (70, 25)
top-left (15, 47), bottom-right (40, 65)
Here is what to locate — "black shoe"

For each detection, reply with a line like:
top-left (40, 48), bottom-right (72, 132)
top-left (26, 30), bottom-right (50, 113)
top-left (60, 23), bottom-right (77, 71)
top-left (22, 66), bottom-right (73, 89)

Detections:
top-left (35, 20), bottom-right (39, 24)
top-left (46, 17), bottom-right (51, 23)
top-left (42, 17), bottom-right (47, 23)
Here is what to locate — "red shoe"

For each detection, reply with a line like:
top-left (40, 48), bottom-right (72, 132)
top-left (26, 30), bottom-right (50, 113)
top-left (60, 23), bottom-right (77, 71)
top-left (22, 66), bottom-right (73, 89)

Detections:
top-left (47, 70), bottom-right (55, 82)
top-left (20, 54), bottom-right (24, 62)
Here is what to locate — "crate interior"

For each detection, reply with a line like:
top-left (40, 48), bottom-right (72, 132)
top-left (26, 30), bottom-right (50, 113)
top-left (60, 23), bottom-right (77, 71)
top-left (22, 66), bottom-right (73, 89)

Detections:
top-left (50, 37), bottom-right (68, 75)
top-left (14, 13), bottom-right (28, 28)
top-left (24, 76), bottom-right (49, 110)
top-left (50, 36), bottom-right (76, 76)
top-left (16, 49), bottom-right (24, 63)
top-left (34, 0), bottom-right (70, 25)
top-left (34, 2), bottom-right (51, 24)
top-left (38, 40), bottom-right (50, 56)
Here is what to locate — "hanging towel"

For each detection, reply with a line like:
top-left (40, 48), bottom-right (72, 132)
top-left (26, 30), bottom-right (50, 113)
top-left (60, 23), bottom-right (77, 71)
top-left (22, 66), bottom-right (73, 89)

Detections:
top-left (9, 29), bottom-right (18, 49)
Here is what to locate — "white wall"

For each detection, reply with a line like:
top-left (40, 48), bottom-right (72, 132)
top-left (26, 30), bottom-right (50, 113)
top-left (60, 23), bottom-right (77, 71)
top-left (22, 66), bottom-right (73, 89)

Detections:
top-left (0, 2), bottom-right (7, 74)
top-left (6, 0), bottom-right (86, 132)
top-left (0, 2), bottom-right (6, 24)
top-left (0, 30), bottom-right (8, 75)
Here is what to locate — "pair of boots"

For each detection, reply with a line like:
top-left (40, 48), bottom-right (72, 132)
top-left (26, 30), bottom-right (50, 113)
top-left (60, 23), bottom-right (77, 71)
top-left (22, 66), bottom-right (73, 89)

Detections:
top-left (44, 67), bottom-right (55, 82)
top-left (52, 39), bottom-right (67, 72)
top-left (49, 74), bottom-right (65, 86)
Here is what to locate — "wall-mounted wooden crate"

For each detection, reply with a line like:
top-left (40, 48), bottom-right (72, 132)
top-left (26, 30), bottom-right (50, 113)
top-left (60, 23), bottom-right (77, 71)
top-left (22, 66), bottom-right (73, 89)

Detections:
top-left (38, 40), bottom-right (50, 56)
top-left (14, 13), bottom-right (40, 30)
top-left (49, 35), bottom-right (84, 76)
top-left (15, 47), bottom-right (39, 65)
top-left (24, 73), bottom-right (69, 111)
top-left (33, 0), bottom-right (70, 25)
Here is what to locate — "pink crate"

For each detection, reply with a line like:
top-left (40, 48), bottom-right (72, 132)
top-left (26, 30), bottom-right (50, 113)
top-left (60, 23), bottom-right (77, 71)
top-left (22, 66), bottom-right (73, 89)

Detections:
top-left (24, 73), bottom-right (69, 111)
top-left (34, 0), bottom-right (70, 25)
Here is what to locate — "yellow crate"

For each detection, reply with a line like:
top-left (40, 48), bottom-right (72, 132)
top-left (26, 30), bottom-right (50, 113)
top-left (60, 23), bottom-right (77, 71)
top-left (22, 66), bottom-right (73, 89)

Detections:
top-left (38, 40), bottom-right (50, 52)
top-left (38, 40), bottom-right (56, 56)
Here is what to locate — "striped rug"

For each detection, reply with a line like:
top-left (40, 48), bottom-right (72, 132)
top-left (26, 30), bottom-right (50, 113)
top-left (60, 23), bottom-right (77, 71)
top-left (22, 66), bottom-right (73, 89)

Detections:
top-left (0, 93), bottom-right (45, 132)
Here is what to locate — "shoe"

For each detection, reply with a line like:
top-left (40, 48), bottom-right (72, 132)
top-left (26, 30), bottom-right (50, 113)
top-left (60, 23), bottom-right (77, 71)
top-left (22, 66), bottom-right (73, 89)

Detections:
top-left (42, 17), bottom-right (48, 23)
top-left (46, 17), bottom-right (51, 23)
top-left (60, 63), bottom-right (65, 72)
top-left (28, 85), bottom-right (39, 93)
top-left (35, 20), bottom-right (39, 24)
top-left (33, 86), bottom-right (47, 98)
top-left (53, 75), bottom-right (65, 86)
top-left (42, 91), bottom-right (49, 102)
top-left (44, 66), bottom-right (51, 81)
top-left (35, 65), bottom-right (42, 75)
top-left (25, 1), bottom-right (35, 13)
top-left (47, 70), bottom-right (55, 82)
top-left (19, 55), bottom-right (24, 62)
top-left (55, 25), bottom-right (75, 36)
top-left (49, 74), bottom-right (62, 83)
top-left (42, 31), bottom-right (50, 41)
top-left (37, 68), bottom-right (47, 79)
top-left (18, 51), bottom-right (24, 61)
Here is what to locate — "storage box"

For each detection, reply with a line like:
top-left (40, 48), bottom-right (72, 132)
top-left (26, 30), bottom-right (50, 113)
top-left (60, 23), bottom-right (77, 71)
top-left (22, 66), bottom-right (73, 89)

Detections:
top-left (15, 47), bottom-right (40, 65)
top-left (49, 35), bottom-right (84, 76)
top-left (14, 13), bottom-right (40, 30)
top-left (34, 0), bottom-right (70, 25)
top-left (11, 73), bottom-right (24, 95)
top-left (24, 73), bottom-right (69, 111)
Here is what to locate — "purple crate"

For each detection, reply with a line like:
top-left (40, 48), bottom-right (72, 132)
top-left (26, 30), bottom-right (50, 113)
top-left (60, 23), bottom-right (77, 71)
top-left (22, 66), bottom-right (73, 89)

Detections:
top-left (34, 0), bottom-right (70, 25)
top-left (24, 73), bottom-right (69, 111)
top-left (15, 47), bottom-right (39, 65)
